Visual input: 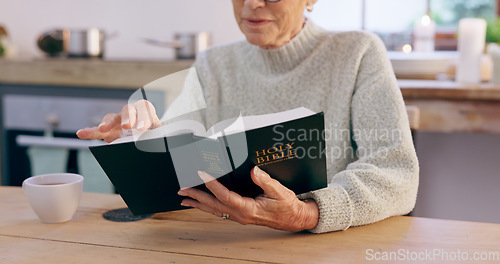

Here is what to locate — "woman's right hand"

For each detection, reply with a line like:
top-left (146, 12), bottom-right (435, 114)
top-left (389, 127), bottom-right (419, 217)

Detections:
top-left (76, 99), bottom-right (162, 143)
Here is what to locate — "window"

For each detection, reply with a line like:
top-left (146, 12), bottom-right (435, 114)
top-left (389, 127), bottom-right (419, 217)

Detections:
top-left (307, 0), bottom-right (498, 51)
top-left (431, 0), bottom-right (496, 29)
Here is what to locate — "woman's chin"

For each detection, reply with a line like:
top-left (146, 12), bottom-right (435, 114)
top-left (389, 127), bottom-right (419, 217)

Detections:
top-left (245, 36), bottom-right (274, 49)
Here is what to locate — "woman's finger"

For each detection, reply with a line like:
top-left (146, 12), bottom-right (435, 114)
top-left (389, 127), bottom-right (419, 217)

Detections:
top-left (76, 127), bottom-right (97, 139)
top-left (251, 166), bottom-right (291, 200)
top-left (133, 100), bottom-right (157, 131)
top-left (178, 187), bottom-right (233, 216)
top-left (98, 113), bottom-right (120, 132)
top-left (120, 104), bottom-right (137, 130)
top-left (102, 129), bottom-right (123, 143)
top-left (197, 171), bottom-right (246, 209)
top-left (150, 114), bottom-right (163, 129)
top-left (180, 198), bottom-right (233, 219)
top-left (76, 126), bottom-right (121, 142)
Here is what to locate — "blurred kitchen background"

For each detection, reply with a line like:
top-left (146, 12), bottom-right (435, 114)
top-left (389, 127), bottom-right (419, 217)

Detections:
top-left (1, 0), bottom-right (499, 224)
top-left (1, 0), bottom-right (497, 59)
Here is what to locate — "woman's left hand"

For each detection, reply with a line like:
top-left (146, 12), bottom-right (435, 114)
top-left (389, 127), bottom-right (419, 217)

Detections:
top-left (177, 166), bottom-right (319, 232)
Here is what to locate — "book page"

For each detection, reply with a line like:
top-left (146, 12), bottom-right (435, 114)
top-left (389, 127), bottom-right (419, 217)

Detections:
top-left (211, 107), bottom-right (316, 137)
top-left (111, 119), bottom-right (206, 144)
top-left (111, 107), bottom-right (316, 143)
top-left (240, 107), bottom-right (316, 131)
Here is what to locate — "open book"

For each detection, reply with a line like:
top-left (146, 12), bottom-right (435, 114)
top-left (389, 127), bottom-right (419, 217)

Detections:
top-left (89, 107), bottom-right (327, 215)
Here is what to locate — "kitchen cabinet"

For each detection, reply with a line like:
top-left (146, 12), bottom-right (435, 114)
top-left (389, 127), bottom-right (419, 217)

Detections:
top-left (399, 79), bottom-right (500, 224)
top-left (0, 83), bottom-right (132, 186)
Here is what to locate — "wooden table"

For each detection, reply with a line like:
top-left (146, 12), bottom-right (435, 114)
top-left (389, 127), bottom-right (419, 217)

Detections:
top-left (1, 187), bottom-right (499, 263)
top-left (399, 79), bottom-right (500, 134)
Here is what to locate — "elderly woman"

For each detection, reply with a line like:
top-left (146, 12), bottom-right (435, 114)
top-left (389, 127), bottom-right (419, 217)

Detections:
top-left (77, 0), bottom-right (419, 234)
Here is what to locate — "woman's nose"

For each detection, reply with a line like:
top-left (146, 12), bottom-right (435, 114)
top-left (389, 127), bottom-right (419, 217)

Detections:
top-left (244, 0), bottom-right (266, 9)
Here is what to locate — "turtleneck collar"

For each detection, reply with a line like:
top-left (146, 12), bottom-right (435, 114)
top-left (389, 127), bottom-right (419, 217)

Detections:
top-left (241, 19), bottom-right (327, 75)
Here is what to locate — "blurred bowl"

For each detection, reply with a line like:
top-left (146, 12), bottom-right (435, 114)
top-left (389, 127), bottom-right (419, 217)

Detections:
top-left (389, 51), bottom-right (458, 80)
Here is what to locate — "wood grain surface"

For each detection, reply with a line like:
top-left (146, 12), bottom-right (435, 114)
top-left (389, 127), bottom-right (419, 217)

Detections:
top-left (1, 186), bottom-right (499, 264)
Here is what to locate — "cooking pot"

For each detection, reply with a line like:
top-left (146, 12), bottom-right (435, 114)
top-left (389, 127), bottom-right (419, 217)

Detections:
top-left (37, 30), bottom-right (63, 56)
top-left (143, 32), bottom-right (211, 60)
top-left (38, 28), bottom-right (106, 58)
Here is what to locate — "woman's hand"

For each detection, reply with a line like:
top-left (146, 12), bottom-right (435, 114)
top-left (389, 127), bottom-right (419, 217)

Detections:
top-left (76, 99), bottom-right (162, 143)
top-left (178, 166), bottom-right (319, 232)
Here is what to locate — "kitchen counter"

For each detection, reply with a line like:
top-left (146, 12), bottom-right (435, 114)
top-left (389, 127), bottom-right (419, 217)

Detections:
top-left (3, 58), bottom-right (500, 98)
top-left (399, 80), bottom-right (500, 134)
top-left (2, 59), bottom-right (500, 134)
top-left (0, 58), bottom-right (193, 89)
top-left (399, 79), bottom-right (500, 101)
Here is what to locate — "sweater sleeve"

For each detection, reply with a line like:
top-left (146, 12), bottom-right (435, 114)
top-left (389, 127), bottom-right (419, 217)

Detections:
top-left (298, 32), bottom-right (419, 233)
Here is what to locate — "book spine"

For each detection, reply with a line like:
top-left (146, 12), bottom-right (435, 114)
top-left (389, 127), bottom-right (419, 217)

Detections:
top-left (220, 132), bottom-right (236, 171)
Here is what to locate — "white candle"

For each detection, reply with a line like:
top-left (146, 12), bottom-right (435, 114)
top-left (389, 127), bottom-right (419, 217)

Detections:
top-left (456, 18), bottom-right (486, 84)
top-left (413, 15), bottom-right (436, 52)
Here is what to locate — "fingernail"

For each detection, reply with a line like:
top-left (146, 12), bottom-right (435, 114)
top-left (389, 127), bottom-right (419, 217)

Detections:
top-left (98, 122), bottom-right (106, 128)
top-left (137, 121), bottom-right (145, 129)
top-left (121, 119), bottom-right (129, 126)
top-left (198, 171), bottom-right (212, 182)
top-left (178, 190), bottom-right (187, 196)
top-left (254, 166), bottom-right (263, 175)
top-left (181, 201), bottom-right (188, 206)
top-left (76, 129), bottom-right (83, 134)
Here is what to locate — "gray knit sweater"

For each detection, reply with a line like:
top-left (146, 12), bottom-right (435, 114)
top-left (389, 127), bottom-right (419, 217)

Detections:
top-left (166, 20), bottom-right (419, 233)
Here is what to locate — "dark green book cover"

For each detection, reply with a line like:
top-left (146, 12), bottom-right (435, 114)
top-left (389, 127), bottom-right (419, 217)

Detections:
top-left (89, 111), bottom-right (326, 215)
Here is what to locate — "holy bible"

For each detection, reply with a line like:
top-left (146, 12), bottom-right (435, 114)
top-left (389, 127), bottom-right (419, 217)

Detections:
top-left (89, 107), bottom-right (327, 215)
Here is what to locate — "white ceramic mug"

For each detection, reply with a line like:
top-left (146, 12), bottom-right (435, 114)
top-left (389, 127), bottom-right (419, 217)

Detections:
top-left (22, 173), bottom-right (84, 223)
